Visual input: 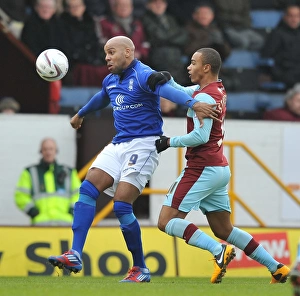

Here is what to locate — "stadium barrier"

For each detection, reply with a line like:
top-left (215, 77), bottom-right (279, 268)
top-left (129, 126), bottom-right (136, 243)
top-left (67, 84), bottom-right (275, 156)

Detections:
top-left (0, 226), bottom-right (298, 277)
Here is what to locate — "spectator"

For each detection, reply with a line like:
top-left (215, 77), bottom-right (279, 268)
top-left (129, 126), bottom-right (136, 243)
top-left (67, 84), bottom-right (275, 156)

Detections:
top-left (97, 0), bottom-right (149, 62)
top-left (132, 0), bottom-right (148, 18)
top-left (20, 0), bottom-right (67, 56)
top-left (0, 0), bottom-right (28, 38)
top-left (184, 3), bottom-right (231, 62)
top-left (0, 97), bottom-right (20, 114)
top-left (83, 0), bottom-right (110, 17)
top-left (263, 83), bottom-right (300, 121)
top-left (275, 0), bottom-right (300, 9)
top-left (166, 0), bottom-right (201, 26)
top-left (142, 0), bottom-right (188, 84)
top-left (212, 0), bottom-right (264, 50)
top-left (15, 138), bottom-right (81, 226)
top-left (60, 0), bottom-right (109, 86)
top-left (260, 4), bottom-right (300, 90)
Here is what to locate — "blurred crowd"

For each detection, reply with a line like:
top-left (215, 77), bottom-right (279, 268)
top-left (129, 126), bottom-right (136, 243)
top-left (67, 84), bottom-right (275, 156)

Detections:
top-left (1, 0), bottom-right (300, 118)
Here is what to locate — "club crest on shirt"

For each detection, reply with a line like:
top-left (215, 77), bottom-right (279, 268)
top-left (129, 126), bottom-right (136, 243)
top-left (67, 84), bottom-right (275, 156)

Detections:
top-left (128, 79), bottom-right (134, 91)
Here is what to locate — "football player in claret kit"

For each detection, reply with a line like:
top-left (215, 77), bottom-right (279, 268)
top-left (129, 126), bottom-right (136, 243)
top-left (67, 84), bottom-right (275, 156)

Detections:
top-left (290, 240), bottom-right (300, 296)
top-left (48, 36), bottom-right (219, 282)
top-left (155, 48), bottom-right (290, 284)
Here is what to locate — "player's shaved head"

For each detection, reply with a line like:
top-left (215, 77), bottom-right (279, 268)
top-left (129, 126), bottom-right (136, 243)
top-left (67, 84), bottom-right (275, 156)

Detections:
top-left (106, 36), bottom-right (135, 52)
top-left (104, 36), bottom-right (136, 73)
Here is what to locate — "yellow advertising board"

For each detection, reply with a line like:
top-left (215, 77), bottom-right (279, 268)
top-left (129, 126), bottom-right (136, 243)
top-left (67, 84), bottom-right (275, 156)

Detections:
top-left (0, 227), bottom-right (299, 277)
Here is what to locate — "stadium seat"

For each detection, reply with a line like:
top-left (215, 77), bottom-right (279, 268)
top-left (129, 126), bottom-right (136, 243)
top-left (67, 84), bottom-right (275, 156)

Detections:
top-left (256, 92), bottom-right (285, 110)
top-left (250, 10), bottom-right (283, 31)
top-left (223, 50), bottom-right (260, 69)
top-left (60, 86), bottom-right (99, 107)
top-left (226, 92), bottom-right (258, 112)
top-left (226, 91), bottom-right (285, 119)
top-left (257, 58), bottom-right (287, 92)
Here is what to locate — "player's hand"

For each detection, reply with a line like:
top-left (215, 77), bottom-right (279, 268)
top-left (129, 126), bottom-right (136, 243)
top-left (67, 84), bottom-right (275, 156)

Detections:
top-left (70, 113), bottom-right (84, 129)
top-left (192, 102), bottom-right (221, 127)
top-left (155, 136), bottom-right (170, 153)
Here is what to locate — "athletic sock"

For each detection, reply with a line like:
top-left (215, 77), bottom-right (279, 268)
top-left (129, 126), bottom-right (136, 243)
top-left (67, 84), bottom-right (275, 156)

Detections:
top-left (249, 245), bottom-right (280, 273)
top-left (165, 218), bottom-right (222, 255)
top-left (114, 201), bottom-right (146, 268)
top-left (71, 180), bottom-right (99, 257)
top-left (71, 201), bottom-right (95, 257)
top-left (227, 227), bottom-right (279, 272)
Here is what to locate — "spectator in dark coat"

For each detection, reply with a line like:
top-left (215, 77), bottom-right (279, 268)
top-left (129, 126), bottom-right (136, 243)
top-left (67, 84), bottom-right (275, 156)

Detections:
top-left (260, 4), bottom-right (300, 89)
top-left (142, 0), bottom-right (188, 84)
top-left (84, 0), bottom-right (110, 17)
top-left (60, 0), bottom-right (109, 87)
top-left (184, 3), bottom-right (231, 62)
top-left (166, 0), bottom-right (201, 25)
top-left (212, 0), bottom-right (264, 50)
top-left (21, 0), bottom-right (67, 56)
top-left (97, 0), bottom-right (149, 62)
top-left (61, 0), bottom-right (105, 67)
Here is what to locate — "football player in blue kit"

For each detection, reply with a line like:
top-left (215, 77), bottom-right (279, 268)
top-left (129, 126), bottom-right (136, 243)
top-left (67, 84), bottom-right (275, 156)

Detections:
top-left (48, 35), bottom-right (218, 282)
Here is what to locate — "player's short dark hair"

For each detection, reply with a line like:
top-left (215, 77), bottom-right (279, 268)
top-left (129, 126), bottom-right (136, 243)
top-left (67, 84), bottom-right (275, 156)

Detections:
top-left (196, 48), bottom-right (221, 75)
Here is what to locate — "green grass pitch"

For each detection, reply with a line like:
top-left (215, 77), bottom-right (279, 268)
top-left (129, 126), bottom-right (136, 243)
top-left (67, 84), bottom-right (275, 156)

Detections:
top-left (0, 276), bottom-right (293, 296)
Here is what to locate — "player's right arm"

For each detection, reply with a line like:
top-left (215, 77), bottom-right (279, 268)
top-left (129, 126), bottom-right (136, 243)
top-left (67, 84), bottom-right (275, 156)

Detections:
top-left (70, 81), bottom-right (110, 129)
top-left (145, 70), bottom-right (219, 126)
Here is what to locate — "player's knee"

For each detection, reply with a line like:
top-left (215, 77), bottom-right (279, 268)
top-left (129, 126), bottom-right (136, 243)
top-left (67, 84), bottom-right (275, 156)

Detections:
top-left (211, 227), bottom-right (232, 240)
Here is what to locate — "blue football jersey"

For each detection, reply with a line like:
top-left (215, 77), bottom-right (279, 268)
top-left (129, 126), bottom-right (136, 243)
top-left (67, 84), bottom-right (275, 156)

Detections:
top-left (78, 60), bottom-right (163, 144)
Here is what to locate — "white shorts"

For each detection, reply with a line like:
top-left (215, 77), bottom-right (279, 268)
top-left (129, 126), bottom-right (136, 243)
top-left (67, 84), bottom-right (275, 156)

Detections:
top-left (90, 136), bottom-right (160, 196)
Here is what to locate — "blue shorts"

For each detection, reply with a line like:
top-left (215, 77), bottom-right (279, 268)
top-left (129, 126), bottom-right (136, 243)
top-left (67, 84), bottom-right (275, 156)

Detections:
top-left (163, 166), bottom-right (231, 214)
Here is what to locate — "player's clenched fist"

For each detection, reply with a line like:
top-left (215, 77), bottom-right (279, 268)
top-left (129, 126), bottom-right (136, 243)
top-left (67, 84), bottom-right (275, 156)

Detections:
top-left (70, 114), bottom-right (84, 129)
top-left (155, 136), bottom-right (170, 153)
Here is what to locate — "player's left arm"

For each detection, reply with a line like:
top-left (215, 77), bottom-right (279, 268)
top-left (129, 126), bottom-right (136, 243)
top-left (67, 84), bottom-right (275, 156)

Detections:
top-left (171, 93), bottom-right (215, 147)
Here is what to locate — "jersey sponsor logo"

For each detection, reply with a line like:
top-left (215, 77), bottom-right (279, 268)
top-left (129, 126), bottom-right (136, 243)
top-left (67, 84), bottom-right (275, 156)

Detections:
top-left (115, 94), bottom-right (125, 106)
top-left (113, 94), bottom-right (144, 111)
top-left (225, 232), bottom-right (291, 268)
